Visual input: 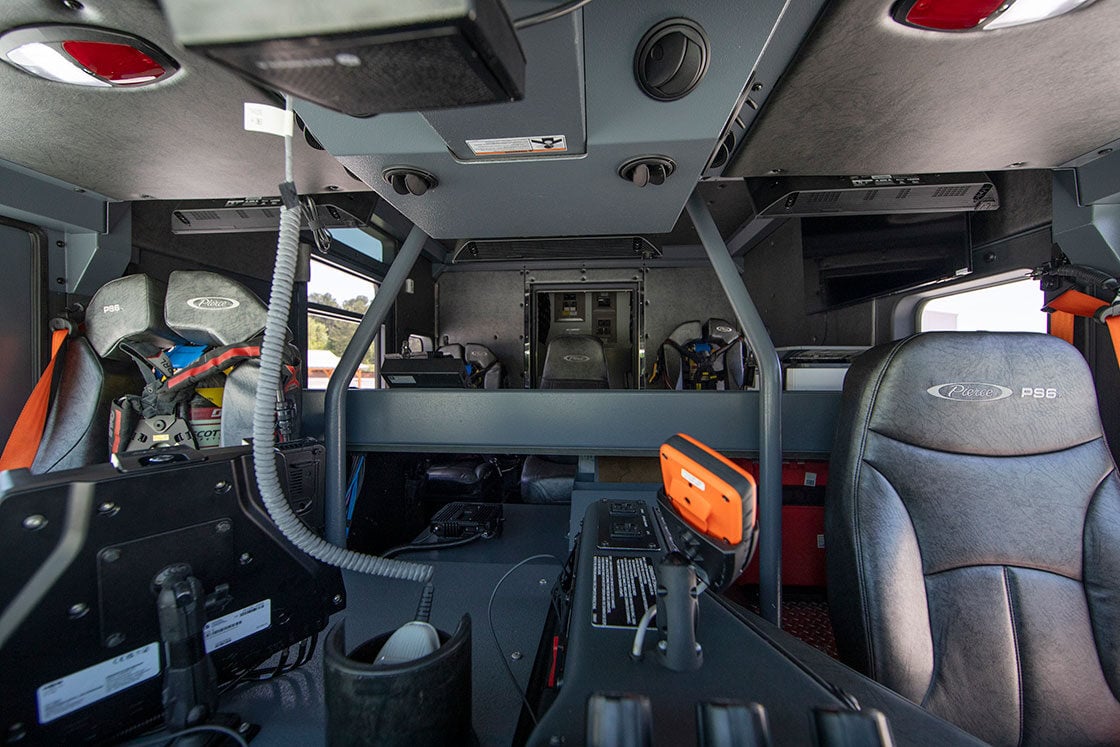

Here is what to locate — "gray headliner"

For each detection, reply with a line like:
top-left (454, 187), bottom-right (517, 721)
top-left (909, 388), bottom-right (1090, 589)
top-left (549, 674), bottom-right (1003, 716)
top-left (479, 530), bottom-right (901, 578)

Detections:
top-left (729, 0), bottom-right (1120, 177)
top-left (0, 1), bottom-right (362, 200)
top-left (296, 0), bottom-right (792, 239)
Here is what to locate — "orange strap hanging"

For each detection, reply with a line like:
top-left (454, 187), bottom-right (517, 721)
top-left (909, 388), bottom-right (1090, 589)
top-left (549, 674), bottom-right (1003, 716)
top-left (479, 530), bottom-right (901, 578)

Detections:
top-left (0, 329), bottom-right (68, 471)
top-left (1047, 288), bottom-right (1120, 368)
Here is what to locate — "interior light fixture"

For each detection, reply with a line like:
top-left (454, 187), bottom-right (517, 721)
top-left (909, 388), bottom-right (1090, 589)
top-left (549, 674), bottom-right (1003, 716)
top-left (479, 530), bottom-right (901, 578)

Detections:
top-left (892, 0), bottom-right (1096, 31)
top-left (0, 25), bottom-right (178, 87)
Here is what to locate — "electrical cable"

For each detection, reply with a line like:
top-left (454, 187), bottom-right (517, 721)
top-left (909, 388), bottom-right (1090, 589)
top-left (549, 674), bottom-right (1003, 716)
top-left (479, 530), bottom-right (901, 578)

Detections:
top-left (630, 605), bottom-right (658, 659)
top-left (119, 723), bottom-right (249, 747)
top-left (513, 0), bottom-right (593, 29)
top-left (488, 554), bottom-right (558, 726)
top-left (382, 532), bottom-right (486, 558)
top-left (250, 93), bottom-right (432, 584)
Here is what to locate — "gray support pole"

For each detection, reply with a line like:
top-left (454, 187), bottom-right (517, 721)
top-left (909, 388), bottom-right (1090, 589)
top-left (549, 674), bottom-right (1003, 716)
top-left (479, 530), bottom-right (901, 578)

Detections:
top-left (686, 192), bottom-right (783, 626)
top-left (324, 225), bottom-right (429, 545)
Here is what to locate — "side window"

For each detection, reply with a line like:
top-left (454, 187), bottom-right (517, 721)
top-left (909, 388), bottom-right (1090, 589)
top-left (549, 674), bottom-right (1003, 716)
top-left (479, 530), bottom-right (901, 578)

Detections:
top-left (306, 258), bottom-right (380, 389)
top-left (919, 277), bottom-right (1047, 333)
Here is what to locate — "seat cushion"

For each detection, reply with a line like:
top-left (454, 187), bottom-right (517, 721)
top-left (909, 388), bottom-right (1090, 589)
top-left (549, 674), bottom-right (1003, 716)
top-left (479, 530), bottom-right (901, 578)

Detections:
top-left (520, 455), bottom-right (578, 504)
top-left (826, 331), bottom-right (1120, 747)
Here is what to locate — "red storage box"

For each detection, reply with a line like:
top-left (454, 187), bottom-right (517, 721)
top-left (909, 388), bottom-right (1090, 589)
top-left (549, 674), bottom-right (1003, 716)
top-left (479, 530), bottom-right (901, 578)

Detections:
top-left (733, 459), bottom-right (829, 587)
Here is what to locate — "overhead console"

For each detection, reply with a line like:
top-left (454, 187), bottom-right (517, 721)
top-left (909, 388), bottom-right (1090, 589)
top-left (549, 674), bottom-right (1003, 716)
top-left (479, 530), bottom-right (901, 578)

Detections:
top-left (281, 1), bottom-right (822, 239)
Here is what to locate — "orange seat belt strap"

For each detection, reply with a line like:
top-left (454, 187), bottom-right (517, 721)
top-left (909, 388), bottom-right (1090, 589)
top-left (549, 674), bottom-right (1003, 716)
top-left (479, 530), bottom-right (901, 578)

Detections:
top-left (1050, 310), bottom-right (1075, 345)
top-left (1047, 288), bottom-right (1110, 317)
top-left (0, 329), bottom-right (68, 471)
top-left (1108, 316), bottom-right (1120, 369)
top-left (1046, 288), bottom-right (1120, 369)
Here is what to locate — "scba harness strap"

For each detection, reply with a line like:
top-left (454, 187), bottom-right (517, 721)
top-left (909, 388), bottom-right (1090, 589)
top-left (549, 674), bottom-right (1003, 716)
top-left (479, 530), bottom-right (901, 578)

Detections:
top-left (651, 333), bottom-right (745, 390)
top-left (109, 338), bottom-right (299, 455)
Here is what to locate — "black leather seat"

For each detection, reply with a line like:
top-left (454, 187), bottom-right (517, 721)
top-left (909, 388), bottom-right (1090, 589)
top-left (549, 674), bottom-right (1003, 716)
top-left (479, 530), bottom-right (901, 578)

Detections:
top-left (521, 336), bottom-right (610, 503)
top-left (827, 332), bottom-right (1120, 746)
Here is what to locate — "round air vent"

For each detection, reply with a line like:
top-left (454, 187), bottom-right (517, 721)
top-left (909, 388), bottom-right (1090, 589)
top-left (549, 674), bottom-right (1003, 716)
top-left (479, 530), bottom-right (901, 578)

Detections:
top-left (634, 19), bottom-right (710, 102)
top-left (383, 167), bottom-right (438, 196)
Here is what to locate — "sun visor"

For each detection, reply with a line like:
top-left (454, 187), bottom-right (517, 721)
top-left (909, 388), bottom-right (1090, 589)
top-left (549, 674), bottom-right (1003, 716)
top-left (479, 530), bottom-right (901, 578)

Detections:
top-left (85, 274), bottom-right (185, 360)
top-left (165, 270), bottom-right (267, 346)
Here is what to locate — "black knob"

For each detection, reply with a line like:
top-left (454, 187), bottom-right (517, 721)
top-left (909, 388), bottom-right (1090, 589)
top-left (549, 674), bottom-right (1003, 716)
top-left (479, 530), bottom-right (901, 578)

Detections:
top-left (383, 168), bottom-right (438, 197)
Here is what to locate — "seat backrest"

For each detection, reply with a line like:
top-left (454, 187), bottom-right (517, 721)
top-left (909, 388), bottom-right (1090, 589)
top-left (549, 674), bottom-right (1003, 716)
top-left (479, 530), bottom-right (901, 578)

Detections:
top-left (540, 336), bottom-right (609, 389)
top-left (827, 332), bottom-right (1120, 746)
top-left (658, 318), bottom-right (746, 390)
top-left (31, 338), bottom-right (141, 473)
top-left (464, 343), bottom-right (502, 389)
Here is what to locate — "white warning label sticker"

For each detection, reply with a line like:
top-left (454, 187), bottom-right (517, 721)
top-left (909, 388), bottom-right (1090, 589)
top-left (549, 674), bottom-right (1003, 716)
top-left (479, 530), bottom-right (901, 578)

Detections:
top-left (465, 135), bottom-right (567, 155)
top-left (36, 643), bottom-right (160, 724)
top-left (203, 599), bottom-right (271, 654)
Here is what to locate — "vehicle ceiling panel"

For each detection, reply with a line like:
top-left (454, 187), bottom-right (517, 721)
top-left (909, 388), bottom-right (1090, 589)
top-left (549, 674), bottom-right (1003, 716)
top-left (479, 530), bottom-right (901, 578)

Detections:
top-left (296, 0), bottom-right (795, 239)
top-left (0, 1), bottom-right (361, 200)
top-left (729, 0), bottom-right (1120, 177)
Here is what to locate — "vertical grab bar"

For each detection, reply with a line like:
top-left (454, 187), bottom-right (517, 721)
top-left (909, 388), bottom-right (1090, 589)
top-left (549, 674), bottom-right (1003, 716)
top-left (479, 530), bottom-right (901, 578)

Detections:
top-left (323, 225), bottom-right (429, 545)
top-left (686, 192), bottom-right (783, 626)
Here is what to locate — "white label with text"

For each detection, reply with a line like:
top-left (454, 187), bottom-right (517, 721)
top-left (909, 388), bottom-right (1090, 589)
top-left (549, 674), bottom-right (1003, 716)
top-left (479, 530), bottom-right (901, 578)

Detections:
top-left (36, 643), bottom-right (160, 724)
top-left (204, 599), bottom-right (271, 654)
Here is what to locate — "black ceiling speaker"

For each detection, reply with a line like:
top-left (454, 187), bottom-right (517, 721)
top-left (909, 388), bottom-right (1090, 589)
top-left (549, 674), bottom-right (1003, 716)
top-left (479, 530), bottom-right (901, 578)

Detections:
top-left (159, 0), bottom-right (525, 117)
top-left (634, 18), bottom-right (710, 101)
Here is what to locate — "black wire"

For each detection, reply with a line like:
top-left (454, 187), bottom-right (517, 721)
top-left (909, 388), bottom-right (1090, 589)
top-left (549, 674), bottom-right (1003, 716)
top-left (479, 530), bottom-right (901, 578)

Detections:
top-left (118, 723), bottom-right (249, 747)
top-left (513, 0), bottom-right (593, 29)
top-left (488, 554), bottom-right (559, 727)
top-left (381, 532), bottom-right (486, 559)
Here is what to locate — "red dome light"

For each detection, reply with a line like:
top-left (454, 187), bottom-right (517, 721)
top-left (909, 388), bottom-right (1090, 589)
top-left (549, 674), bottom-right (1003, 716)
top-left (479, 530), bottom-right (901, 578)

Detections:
top-left (62, 41), bottom-right (165, 84)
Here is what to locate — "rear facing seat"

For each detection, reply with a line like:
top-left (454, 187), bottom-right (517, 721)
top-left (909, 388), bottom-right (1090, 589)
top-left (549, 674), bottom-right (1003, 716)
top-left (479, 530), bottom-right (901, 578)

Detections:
top-left (521, 335), bottom-right (610, 503)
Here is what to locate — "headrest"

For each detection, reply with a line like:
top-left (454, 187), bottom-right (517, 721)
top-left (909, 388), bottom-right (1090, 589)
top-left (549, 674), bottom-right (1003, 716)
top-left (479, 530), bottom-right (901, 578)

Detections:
top-left (406, 334), bottom-right (434, 354)
top-left (464, 343), bottom-right (497, 368)
top-left (86, 274), bottom-right (185, 360)
top-left (704, 318), bottom-right (741, 345)
top-left (845, 332), bottom-right (1104, 456)
top-left (164, 271), bottom-right (267, 347)
top-left (541, 335), bottom-right (609, 389)
top-left (438, 343), bottom-right (465, 359)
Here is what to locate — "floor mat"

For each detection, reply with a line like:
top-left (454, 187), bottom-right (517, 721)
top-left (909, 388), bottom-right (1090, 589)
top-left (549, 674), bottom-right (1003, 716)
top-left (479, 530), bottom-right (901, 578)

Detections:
top-left (723, 586), bottom-right (839, 659)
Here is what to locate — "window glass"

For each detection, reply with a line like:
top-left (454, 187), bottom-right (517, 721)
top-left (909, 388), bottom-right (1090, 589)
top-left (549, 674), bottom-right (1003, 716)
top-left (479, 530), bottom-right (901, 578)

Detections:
top-left (306, 317), bottom-right (380, 389)
top-left (308, 260), bottom-right (376, 313)
top-left (919, 278), bottom-right (1047, 333)
top-left (307, 258), bottom-right (379, 389)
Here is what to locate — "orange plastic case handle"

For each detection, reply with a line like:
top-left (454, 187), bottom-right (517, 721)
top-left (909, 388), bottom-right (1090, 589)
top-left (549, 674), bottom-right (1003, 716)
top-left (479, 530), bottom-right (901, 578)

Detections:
top-left (659, 433), bottom-right (757, 546)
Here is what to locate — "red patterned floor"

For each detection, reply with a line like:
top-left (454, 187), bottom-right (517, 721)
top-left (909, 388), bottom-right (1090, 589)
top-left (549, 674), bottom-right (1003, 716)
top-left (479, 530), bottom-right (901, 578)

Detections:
top-left (722, 586), bottom-right (839, 659)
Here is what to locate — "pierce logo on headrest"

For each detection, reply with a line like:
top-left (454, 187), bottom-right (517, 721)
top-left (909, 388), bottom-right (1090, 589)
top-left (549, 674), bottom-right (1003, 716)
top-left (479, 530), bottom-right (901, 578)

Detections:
top-left (563, 354), bottom-right (590, 362)
top-left (715, 325), bottom-right (734, 333)
top-left (926, 382), bottom-right (1013, 402)
top-left (186, 297), bottom-right (240, 310)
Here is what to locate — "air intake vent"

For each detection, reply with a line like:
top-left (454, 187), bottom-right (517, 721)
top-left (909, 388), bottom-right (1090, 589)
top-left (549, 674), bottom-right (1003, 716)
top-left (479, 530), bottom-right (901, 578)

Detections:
top-left (750, 172), bottom-right (999, 218)
top-left (452, 236), bottom-right (661, 264)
